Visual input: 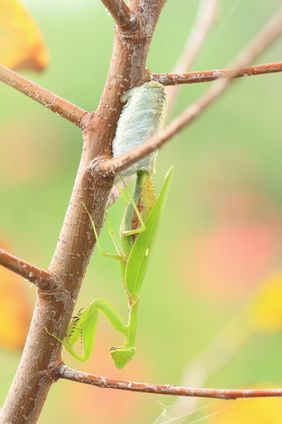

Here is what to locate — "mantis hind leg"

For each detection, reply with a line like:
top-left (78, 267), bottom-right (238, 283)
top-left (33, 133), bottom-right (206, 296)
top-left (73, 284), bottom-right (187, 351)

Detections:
top-left (118, 171), bottom-right (156, 239)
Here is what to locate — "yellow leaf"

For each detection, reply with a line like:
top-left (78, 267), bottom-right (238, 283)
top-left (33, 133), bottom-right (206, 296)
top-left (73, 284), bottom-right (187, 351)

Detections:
top-left (0, 245), bottom-right (31, 349)
top-left (209, 391), bottom-right (282, 424)
top-left (249, 273), bottom-right (282, 332)
top-left (0, 0), bottom-right (49, 71)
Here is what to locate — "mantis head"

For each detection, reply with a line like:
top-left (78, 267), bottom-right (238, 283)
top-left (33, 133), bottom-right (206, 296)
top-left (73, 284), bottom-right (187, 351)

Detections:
top-left (110, 346), bottom-right (136, 369)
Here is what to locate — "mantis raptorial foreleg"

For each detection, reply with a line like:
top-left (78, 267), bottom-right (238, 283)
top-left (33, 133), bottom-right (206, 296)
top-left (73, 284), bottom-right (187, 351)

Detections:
top-left (46, 298), bottom-right (127, 362)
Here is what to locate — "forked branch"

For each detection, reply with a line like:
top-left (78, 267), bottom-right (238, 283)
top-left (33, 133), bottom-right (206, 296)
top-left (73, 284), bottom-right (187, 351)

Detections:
top-left (0, 248), bottom-right (54, 290)
top-left (152, 61), bottom-right (282, 85)
top-left (101, 0), bottom-right (139, 32)
top-left (0, 64), bottom-right (89, 128)
top-left (55, 364), bottom-right (282, 400)
top-left (100, 6), bottom-right (282, 175)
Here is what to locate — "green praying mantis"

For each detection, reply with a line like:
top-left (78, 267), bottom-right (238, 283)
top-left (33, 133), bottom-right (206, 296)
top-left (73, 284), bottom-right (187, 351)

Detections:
top-left (46, 167), bottom-right (173, 368)
top-left (46, 81), bottom-right (172, 368)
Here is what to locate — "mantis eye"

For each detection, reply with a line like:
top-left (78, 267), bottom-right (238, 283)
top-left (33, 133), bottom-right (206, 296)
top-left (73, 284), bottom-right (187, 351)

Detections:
top-left (112, 81), bottom-right (167, 176)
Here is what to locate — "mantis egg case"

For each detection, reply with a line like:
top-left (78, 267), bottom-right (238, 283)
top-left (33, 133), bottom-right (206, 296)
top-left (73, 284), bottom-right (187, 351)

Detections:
top-left (112, 81), bottom-right (167, 177)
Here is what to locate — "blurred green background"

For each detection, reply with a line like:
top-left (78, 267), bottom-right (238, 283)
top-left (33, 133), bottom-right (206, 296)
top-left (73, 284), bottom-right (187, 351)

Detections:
top-left (1, 0), bottom-right (282, 422)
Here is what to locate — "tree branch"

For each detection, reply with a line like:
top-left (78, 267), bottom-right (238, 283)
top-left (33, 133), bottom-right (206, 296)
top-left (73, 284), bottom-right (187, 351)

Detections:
top-left (54, 364), bottom-right (282, 400)
top-left (99, 6), bottom-right (282, 175)
top-left (101, 0), bottom-right (139, 32)
top-left (167, 0), bottom-right (218, 111)
top-left (151, 61), bottom-right (282, 85)
top-left (0, 248), bottom-right (55, 291)
top-left (1, 1), bottom-right (167, 421)
top-left (0, 64), bottom-right (89, 128)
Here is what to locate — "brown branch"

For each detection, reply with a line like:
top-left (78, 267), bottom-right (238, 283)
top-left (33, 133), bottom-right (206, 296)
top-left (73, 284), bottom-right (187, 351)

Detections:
top-left (55, 364), bottom-right (282, 400)
top-left (152, 61), bottom-right (282, 85)
top-left (0, 248), bottom-right (55, 291)
top-left (100, 6), bottom-right (282, 175)
top-left (167, 0), bottom-right (218, 111)
top-left (101, 0), bottom-right (139, 32)
top-left (0, 64), bottom-right (89, 128)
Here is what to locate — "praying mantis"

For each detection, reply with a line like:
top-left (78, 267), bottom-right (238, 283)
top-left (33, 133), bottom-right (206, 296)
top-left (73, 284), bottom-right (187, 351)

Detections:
top-left (46, 81), bottom-right (172, 368)
top-left (47, 168), bottom-right (173, 368)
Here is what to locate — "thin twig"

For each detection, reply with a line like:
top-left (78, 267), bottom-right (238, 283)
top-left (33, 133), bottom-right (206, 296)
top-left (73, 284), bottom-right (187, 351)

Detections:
top-left (152, 61), bottom-right (282, 85)
top-left (101, 0), bottom-right (139, 32)
top-left (167, 0), bottom-right (218, 111)
top-left (55, 364), bottom-right (282, 400)
top-left (100, 6), bottom-right (282, 175)
top-left (0, 64), bottom-right (88, 128)
top-left (0, 248), bottom-right (54, 290)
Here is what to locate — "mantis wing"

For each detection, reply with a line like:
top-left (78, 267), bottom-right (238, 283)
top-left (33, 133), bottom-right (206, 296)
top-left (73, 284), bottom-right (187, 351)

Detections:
top-left (124, 166), bottom-right (174, 300)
